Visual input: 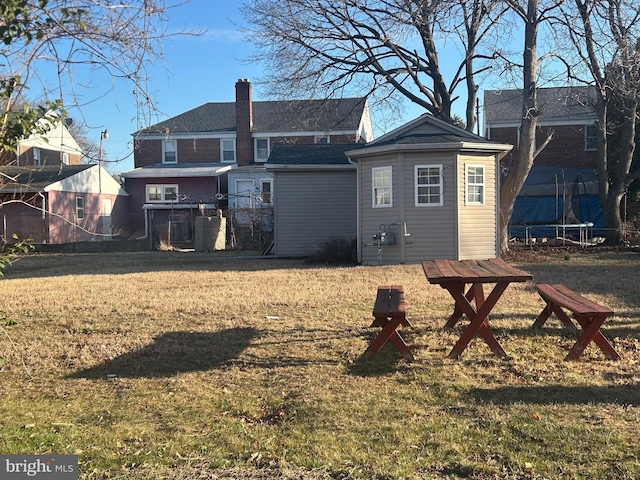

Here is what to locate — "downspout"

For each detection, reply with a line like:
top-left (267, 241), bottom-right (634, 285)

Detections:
top-left (38, 191), bottom-right (47, 243)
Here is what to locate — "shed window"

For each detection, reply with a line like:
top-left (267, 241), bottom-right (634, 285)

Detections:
top-left (372, 166), bottom-right (392, 208)
top-left (415, 165), bottom-right (443, 206)
top-left (466, 165), bottom-right (485, 205)
top-left (585, 125), bottom-right (598, 151)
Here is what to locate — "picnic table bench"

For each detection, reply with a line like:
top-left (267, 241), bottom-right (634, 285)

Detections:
top-left (533, 283), bottom-right (621, 360)
top-left (362, 285), bottom-right (414, 361)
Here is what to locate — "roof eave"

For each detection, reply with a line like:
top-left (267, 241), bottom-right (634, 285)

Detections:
top-left (346, 141), bottom-right (513, 159)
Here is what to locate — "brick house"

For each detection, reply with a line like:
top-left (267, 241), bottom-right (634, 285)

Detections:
top-left (122, 79), bottom-right (373, 247)
top-left (484, 86), bottom-right (603, 237)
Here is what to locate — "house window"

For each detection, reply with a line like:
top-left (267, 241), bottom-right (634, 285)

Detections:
top-left (315, 135), bottom-right (330, 144)
top-left (33, 147), bottom-right (41, 166)
top-left (585, 125), bottom-right (598, 151)
top-left (76, 196), bottom-right (85, 220)
top-left (415, 165), bottom-right (443, 206)
top-left (260, 179), bottom-right (272, 204)
top-left (163, 140), bottom-right (177, 164)
top-left (146, 184), bottom-right (179, 203)
top-left (62, 152), bottom-right (69, 165)
top-left (466, 164), bottom-right (485, 205)
top-left (222, 139), bottom-right (236, 163)
top-left (255, 138), bottom-right (270, 163)
top-left (372, 166), bottom-right (392, 208)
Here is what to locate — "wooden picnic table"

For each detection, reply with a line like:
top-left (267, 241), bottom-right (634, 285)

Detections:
top-left (422, 258), bottom-right (533, 359)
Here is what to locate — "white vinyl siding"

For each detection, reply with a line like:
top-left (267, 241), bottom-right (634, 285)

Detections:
top-left (415, 165), bottom-right (443, 206)
top-left (372, 166), bottom-right (392, 207)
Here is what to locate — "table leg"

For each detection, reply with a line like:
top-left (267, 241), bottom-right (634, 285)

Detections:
top-left (444, 284), bottom-right (476, 328)
top-left (446, 282), bottom-right (509, 359)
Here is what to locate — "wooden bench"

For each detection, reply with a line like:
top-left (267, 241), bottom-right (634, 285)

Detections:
top-left (362, 285), bottom-right (414, 361)
top-left (533, 283), bottom-right (620, 360)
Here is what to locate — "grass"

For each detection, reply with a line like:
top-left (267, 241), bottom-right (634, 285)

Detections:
top-left (0, 249), bottom-right (639, 479)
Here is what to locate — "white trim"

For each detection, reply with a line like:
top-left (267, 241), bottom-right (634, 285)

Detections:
top-left (259, 178), bottom-right (273, 205)
top-left (414, 164), bottom-right (443, 207)
top-left (221, 138), bottom-right (236, 163)
top-left (465, 164), bottom-right (485, 206)
top-left (372, 166), bottom-right (392, 208)
top-left (585, 124), bottom-right (598, 151)
top-left (162, 139), bottom-right (177, 164)
top-left (76, 196), bottom-right (85, 220)
top-left (347, 141), bottom-right (513, 159)
top-left (120, 164), bottom-right (232, 179)
top-left (145, 184), bottom-right (179, 203)
top-left (254, 137), bottom-right (270, 163)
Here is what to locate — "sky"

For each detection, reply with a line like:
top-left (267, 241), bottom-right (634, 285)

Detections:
top-left (66, 0), bottom-right (463, 174)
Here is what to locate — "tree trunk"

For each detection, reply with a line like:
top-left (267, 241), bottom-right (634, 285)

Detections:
top-left (499, 0), bottom-right (540, 252)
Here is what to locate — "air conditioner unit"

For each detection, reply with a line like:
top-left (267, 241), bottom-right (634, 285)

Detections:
top-left (169, 221), bottom-right (186, 242)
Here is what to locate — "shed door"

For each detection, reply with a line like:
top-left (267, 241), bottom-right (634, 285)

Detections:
top-left (101, 199), bottom-right (112, 239)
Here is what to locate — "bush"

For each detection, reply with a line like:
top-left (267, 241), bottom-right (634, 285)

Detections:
top-left (306, 237), bottom-right (358, 265)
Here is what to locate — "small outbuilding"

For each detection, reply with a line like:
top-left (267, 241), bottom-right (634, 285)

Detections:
top-left (265, 143), bottom-right (359, 257)
top-left (346, 114), bottom-right (512, 265)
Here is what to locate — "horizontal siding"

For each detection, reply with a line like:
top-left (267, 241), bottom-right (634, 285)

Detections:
top-left (457, 154), bottom-right (497, 259)
top-left (360, 156), bottom-right (402, 265)
top-left (273, 171), bottom-right (357, 257)
top-left (402, 152), bottom-right (457, 263)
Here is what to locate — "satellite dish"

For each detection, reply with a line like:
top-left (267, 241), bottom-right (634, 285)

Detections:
top-left (64, 118), bottom-right (74, 127)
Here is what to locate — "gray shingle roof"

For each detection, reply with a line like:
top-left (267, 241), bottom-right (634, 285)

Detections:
top-left (484, 86), bottom-right (597, 124)
top-left (266, 143), bottom-right (362, 166)
top-left (0, 165), bottom-right (92, 193)
top-left (137, 97), bottom-right (367, 135)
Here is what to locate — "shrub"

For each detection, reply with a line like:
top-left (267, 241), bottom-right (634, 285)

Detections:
top-left (306, 237), bottom-right (357, 265)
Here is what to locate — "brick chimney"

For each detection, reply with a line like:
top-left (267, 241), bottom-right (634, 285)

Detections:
top-left (235, 78), bottom-right (253, 166)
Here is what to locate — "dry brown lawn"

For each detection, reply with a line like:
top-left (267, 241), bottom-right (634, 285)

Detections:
top-left (0, 249), bottom-right (639, 479)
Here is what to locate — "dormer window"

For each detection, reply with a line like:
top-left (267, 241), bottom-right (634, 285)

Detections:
top-left (163, 140), bottom-right (177, 164)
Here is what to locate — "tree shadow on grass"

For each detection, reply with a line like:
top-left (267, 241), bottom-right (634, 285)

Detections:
top-left (470, 383), bottom-right (640, 406)
top-left (68, 328), bottom-right (258, 379)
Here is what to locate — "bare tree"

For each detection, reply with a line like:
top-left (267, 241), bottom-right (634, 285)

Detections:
top-left (496, 0), bottom-right (564, 250)
top-left (556, 0), bottom-right (640, 244)
top-left (0, 0), bottom-right (191, 153)
top-left (242, 0), bottom-right (506, 133)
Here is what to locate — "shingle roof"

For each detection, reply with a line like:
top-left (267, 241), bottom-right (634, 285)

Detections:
top-left (266, 143), bottom-right (362, 166)
top-left (484, 86), bottom-right (597, 124)
top-left (137, 97), bottom-right (367, 135)
top-left (0, 165), bottom-right (92, 193)
top-left (372, 133), bottom-right (477, 147)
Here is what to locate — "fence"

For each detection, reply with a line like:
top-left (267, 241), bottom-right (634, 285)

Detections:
top-left (1, 211), bottom-right (136, 245)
